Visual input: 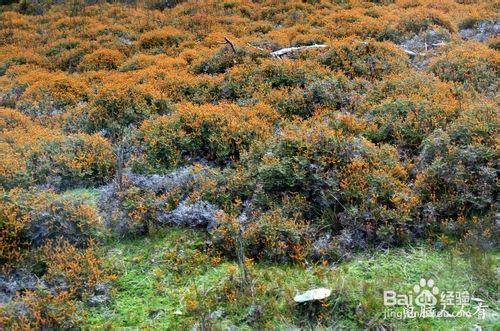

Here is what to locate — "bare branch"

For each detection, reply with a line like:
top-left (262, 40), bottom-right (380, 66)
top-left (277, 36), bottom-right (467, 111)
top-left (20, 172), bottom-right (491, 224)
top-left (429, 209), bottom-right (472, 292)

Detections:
top-left (269, 44), bottom-right (329, 58)
top-left (224, 37), bottom-right (237, 54)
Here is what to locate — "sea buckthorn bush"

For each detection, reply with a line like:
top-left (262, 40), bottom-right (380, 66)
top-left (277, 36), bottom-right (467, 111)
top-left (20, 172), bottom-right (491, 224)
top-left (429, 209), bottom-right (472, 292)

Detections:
top-left (1, 240), bottom-right (106, 329)
top-left (27, 134), bottom-right (116, 190)
top-left (0, 187), bottom-right (104, 329)
top-left (101, 183), bottom-right (159, 236)
top-left (212, 208), bottom-right (312, 263)
top-left (416, 104), bottom-right (498, 234)
top-left (429, 42), bottom-right (499, 94)
top-left (86, 81), bottom-right (173, 137)
top-left (217, 59), bottom-right (332, 103)
top-left (139, 103), bottom-right (278, 170)
top-left (0, 189), bottom-right (102, 266)
top-left (356, 72), bottom-right (463, 148)
top-left (16, 71), bottom-right (89, 117)
top-left (193, 46), bottom-right (247, 75)
top-left (0, 108), bottom-right (115, 189)
top-left (395, 9), bottom-right (454, 39)
top-left (78, 48), bottom-right (125, 71)
top-left (44, 40), bottom-right (94, 72)
top-left (273, 75), bottom-right (356, 118)
top-left (138, 27), bottom-right (184, 51)
top-left (246, 119), bottom-right (418, 250)
top-left (320, 39), bottom-right (408, 80)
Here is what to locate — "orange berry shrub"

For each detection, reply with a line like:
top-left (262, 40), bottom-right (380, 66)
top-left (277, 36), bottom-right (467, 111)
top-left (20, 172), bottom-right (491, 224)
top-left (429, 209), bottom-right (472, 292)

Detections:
top-left (14, 70), bottom-right (90, 118)
top-left (1, 240), bottom-right (107, 329)
top-left (78, 48), bottom-right (126, 71)
top-left (212, 205), bottom-right (313, 263)
top-left (0, 188), bottom-right (107, 329)
top-left (208, 116), bottom-right (419, 262)
top-left (252, 119), bottom-right (418, 246)
top-left (415, 102), bottom-right (499, 247)
top-left (137, 102), bottom-right (278, 171)
top-left (355, 71), bottom-right (465, 149)
top-left (319, 38), bottom-right (408, 80)
top-left (0, 108), bottom-right (115, 190)
top-left (429, 42), bottom-right (499, 95)
top-left (138, 26), bottom-right (186, 55)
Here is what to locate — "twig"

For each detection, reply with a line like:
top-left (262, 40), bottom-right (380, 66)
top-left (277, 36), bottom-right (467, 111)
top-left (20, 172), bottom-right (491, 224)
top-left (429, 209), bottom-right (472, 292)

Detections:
top-left (224, 37), bottom-right (236, 54)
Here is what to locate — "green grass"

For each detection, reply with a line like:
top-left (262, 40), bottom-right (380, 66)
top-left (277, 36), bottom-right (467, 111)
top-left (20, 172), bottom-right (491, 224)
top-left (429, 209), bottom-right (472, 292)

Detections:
top-left (60, 188), bottom-right (100, 206)
top-left (85, 229), bottom-right (499, 330)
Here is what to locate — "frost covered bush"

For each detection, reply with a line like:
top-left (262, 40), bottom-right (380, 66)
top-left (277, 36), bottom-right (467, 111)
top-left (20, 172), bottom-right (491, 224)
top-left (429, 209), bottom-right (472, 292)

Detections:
top-left (98, 168), bottom-right (220, 236)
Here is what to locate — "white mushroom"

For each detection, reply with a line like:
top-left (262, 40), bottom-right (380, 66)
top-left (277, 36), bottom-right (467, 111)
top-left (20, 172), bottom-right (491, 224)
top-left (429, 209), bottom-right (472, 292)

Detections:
top-left (294, 288), bottom-right (332, 303)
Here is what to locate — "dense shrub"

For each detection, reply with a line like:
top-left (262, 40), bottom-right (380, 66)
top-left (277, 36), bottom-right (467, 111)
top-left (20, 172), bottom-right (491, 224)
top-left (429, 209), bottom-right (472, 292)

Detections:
top-left (27, 134), bottom-right (116, 189)
top-left (212, 208), bottom-right (311, 263)
top-left (17, 71), bottom-right (89, 117)
top-left (0, 108), bottom-right (115, 189)
top-left (1, 240), bottom-right (105, 329)
top-left (193, 46), bottom-right (247, 75)
top-left (395, 9), bottom-right (454, 38)
top-left (273, 75), bottom-right (356, 118)
top-left (44, 40), bottom-right (93, 72)
top-left (320, 39), bottom-right (408, 79)
top-left (416, 104), bottom-right (498, 233)
top-left (218, 59), bottom-right (332, 103)
top-left (86, 82), bottom-right (173, 138)
top-left (246, 119), bottom-right (418, 249)
top-left (429, 42), bottom-right (499, 94)
top-left (356, 72), bottom-right (463, 149)
top-left (138, 103), bottom-right (278, 170)
top-left (138, 27), bottom-right (184, 50)
top-left (78, 48), bottom-right (125, 71)
top-left (0, 189), bottom-right (102, 266)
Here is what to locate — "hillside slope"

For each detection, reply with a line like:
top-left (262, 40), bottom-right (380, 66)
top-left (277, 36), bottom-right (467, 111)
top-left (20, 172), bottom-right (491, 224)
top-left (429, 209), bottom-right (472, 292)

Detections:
top-left (0, 0), bottom-right (498, 329)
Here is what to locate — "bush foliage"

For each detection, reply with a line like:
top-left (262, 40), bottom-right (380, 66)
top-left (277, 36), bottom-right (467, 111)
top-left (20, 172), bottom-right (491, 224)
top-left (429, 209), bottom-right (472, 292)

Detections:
top-left (0, 0), bottom-right (498, 327)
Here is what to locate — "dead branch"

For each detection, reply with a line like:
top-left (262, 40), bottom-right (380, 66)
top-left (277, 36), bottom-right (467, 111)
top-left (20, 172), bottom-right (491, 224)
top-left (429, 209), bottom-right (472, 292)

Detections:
top-left (404, 49), bottom-right (420, 57)
top-left (224, 37), bottom-right (237, 54)
top-left (269, 44), bottom-right (329, 58)
top-left (222, 40), bottom-right (328, 58)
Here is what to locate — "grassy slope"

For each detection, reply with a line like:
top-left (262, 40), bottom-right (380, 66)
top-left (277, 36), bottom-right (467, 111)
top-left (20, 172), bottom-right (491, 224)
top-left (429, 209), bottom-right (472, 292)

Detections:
top-left (85, 228), bottom-right (499, 330)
